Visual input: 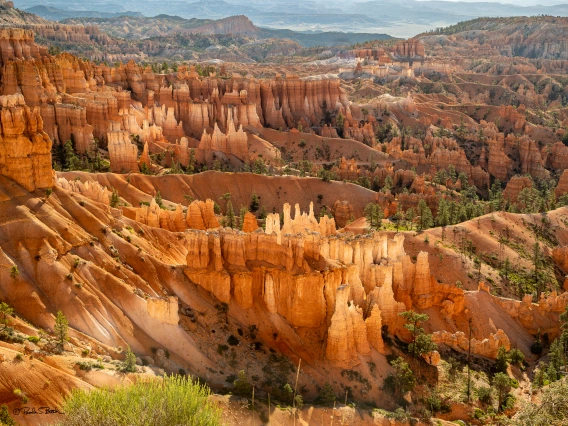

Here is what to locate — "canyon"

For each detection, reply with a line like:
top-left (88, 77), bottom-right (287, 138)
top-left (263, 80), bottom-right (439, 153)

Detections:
top-left (0, 4), bottom-right (567, 426)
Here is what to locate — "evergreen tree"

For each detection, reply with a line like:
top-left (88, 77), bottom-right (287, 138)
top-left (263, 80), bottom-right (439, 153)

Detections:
top-left (495, 345), bottom-right (509, 373)
top-left (417, 200), bottom-right (434, 230)
top-left (54, 310), bottom-right (69, 352)
top-left (220, 193), bottom-right (232, 214)
top-left (155, 191), bottom-right (163, 208)
top-left (399, 310), bottom-right (436, 358)
top-left (233, 370), bottom-right (252, 396)
top-left (364, 203), bottom-right (383, 229)
top-left (110, 190), bottom-right (120, 208)
top-left (250, 193), bottom-right (260, 212)
top-left (436, 198), bottom-right (450, 227)
top-left (225, 201), bottom-right (236, 229)
top-left (405, 208), bottom-right (416, 229)
top-left (0, 302), bottom-right (13, 332)
top-left (492, 372), bottom-right (511, 411)
top-left (390, 357), bottom-right (415, 397)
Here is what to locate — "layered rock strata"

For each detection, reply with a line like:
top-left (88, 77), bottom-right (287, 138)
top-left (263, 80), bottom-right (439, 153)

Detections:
top-left (0, 93), bottom-right (53, 190)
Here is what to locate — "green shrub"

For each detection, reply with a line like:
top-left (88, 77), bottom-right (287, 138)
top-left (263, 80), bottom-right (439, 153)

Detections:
top-left (54, 375), bottom-right (221, 426)
top-left (13, 388), bottom-right (28, 403)
top-left (121, 346), bottom-right (137, 373)
top-left (233, 370), bottom-right (252, 396)
top-left (508, 348), bottom-right (525, 366)
top-left (476, 386), bottom-right (493, 405)
top-left (530, 339), bottom-right (543, 355)
top-left (0, 403), bottom-right (16, 426)
top-left (10, 265), bottom-right (19, 279)
top-left (27, 336), bottom-right (40, 343)
top-left (318, 382), bottom-right (336, 405)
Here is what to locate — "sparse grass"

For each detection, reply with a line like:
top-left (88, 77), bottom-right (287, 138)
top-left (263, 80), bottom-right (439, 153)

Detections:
top-left (53, 375), bottom-right (221, 426)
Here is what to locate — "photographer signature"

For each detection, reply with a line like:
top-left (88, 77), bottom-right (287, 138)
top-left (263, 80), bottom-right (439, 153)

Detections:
top-left (12, 407), bottom-right (62, 415)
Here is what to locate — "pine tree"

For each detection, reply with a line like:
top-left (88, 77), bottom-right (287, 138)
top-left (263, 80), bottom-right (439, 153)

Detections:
top-left (110, 190), bottom-right (120, 208)
top-left (436, 198), bottom-right (450, 227)
top-left (225, 201), bottom-right (236, 229)
top-left (250, 193), bottom-right (260, 212)
top-left (54, 310), bottom-right (69, 352)
top-left (399, 310), bottom-right (436, 358)
top-left (405, 207), bottom-right (416, 230)
top-left (390, 357), bottom-right (415, 397)
top-left (0, 302), bottom-right (13, 332)
top-left (495, 345), bottom-right (509, 373)
top-left (364, 203), bottom-right (383, 229)
top-left (493, 372), bottom-right (511, 411)
top-left (220, 192), bottom-right (231, 214)
top-left (417, 200), bottom-right (434, 230)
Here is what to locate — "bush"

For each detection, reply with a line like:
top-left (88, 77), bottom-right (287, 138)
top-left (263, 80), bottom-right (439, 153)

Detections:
top-left (476, 386), bottom-right (493, 405)
top-left (508, 348), bottom-right (525, 366)
top-left (233, 370), bottom-right (252, 396)
top-left (318, 382), bottom-right (336, 405)
top-left (54, 375), bottom-right (221, 426)
top-left (530, 339), bottom-right (543, 355)
top-left (27, 336), bottom-right (40, 343)
top-left (121, 346), bottom-right (137, 373)
top-left (0, 403), bottom-right (16, 426)
top-left (10, 265), bottom-right (18, 279)
top-left (515, 379), bottom-right (568, 425)
top-left (495, 346), bottom-right (509, 373)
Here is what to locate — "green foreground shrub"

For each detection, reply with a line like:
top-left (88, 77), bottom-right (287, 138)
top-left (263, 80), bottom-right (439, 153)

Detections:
top-left (53, 375), bottom-right (221, 426)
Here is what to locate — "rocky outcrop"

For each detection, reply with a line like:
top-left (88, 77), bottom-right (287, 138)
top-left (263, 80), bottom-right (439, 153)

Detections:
top-left (242, 212), bottom-right (259, 233)
top-left (198, 122), bottom-right (248, 161)
top-left (130, 198), bottom-right (220, 232)
top-left (325, 285), bottom-right (359, 368)
top-left (188, 15), bottom-right (258, 35)
top-left (332, 200), bottom-right (354, 228)
top-left (365, 305), bottom-right (385, 354)
top-left (478, 283), bottom-right (568, 336)
top-left (107, 131), bottom-right (139, 173)
top-left (0, 93), bottom-right (53, 190)
top-left (392, 39), bottom-right (425, 59)
top-left (57, 176), bottom-right (110, 205)
top-left (503, 175), bottom-right (532, 203)
top-left (0, 28), bottom-right (45, 66)
top-left (555, 169), bottom-right (568, 198)
top-left (432, 329), bottom-right (510, 359)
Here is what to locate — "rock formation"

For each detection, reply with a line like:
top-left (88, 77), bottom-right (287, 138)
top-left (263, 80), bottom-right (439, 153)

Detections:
top-left (503, 175), bottom-right (532, 202)
top-left (242, 212), bottom-right (259, 232)
top-left (432, 329), bottom-right (510, 359)
top-left (107, 131), bottom-right (139, 173)
top-left (57, 176), bottom-right (111, 205)
top-left (0, 93), bottom-right (53, 190)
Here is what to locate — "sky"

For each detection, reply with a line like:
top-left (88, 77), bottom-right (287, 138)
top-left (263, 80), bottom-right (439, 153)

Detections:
top-left (418, 0), bottom-right (564, 3)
